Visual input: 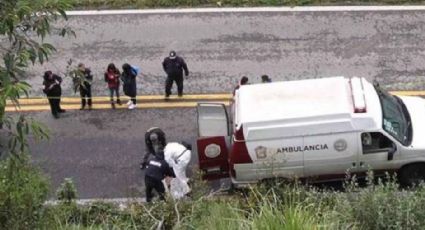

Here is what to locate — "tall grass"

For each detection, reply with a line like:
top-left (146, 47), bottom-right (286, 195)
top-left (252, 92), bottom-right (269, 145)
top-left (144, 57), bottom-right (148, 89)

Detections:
top-left (31, 173), bottom-right (425, 229)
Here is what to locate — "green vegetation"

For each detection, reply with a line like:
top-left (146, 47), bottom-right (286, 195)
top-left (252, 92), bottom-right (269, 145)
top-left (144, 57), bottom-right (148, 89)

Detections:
top-left (7, 173), bottom-right (424, 229)
top-left (73, 0), bottom-right (425, 10)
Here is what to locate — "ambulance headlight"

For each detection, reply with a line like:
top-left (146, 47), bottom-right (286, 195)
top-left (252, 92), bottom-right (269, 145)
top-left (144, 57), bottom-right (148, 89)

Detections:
top-left (205, 144), bottom-right (221, 158)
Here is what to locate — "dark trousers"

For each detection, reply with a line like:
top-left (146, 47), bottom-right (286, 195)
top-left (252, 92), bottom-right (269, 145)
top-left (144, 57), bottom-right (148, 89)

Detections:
top-left (109, 87), bottom-right (120, 103)
top-left (80, 85), bottom-right (92, 107)
top-left (48, 98), bottom-right (61, 116)
top-left (145, 175), bottom-right (165, 202)
top-left (165, 75), bottom-right (183, 96)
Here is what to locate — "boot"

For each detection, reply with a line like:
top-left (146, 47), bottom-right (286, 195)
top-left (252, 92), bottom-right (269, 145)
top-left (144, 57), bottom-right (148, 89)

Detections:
top-left (111, 102), bottom-right (116, 109)
top-left (117, 99), bottom-right (122, 105)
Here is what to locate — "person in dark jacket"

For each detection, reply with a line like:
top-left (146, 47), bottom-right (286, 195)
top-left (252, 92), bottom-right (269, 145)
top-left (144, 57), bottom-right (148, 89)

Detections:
top-left (104, 63), bottom-right (121, 109)
top-left (141, 127), bottom-right (167, 169)
top-left (261, 75), bottom-right (272, 83)
top-left (76, 63), bottom-right (93, 110)
top-left (42, 71), bottom-right (65, 118)
top-left (121, 63), bottom-right (137, 109)
top-left (162, 51), bottom-right (189, 98)
top-left (144, 150), bottom-right (173, 202)
top-left (233, 76), bottom-right (249, 95)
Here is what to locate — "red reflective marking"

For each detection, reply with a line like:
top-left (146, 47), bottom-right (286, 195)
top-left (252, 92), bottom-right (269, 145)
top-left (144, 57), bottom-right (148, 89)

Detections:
top-left (229, 125), bottom-right (253, 177)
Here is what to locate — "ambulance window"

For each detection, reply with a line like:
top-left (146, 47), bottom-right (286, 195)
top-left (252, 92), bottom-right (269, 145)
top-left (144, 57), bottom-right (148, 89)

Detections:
top-left (361, 132), bottom-right (394, 154)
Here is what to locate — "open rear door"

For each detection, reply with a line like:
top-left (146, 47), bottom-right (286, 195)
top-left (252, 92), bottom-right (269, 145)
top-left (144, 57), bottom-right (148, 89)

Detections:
top-left (197, 103), bottom-right (230, 180)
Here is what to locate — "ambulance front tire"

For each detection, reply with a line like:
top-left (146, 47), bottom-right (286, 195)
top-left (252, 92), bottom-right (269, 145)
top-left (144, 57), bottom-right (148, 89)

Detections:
top-left (399, 163), bottom-right (425, 187)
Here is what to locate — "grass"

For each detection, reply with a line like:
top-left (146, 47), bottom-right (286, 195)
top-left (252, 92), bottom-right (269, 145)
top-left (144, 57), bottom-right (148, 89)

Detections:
top-left (3, 157), bottom-right (425, 229)
top-left (34, 173), bottom-right (425, 229)
top-left (73, 0), bottom-right (425, 10)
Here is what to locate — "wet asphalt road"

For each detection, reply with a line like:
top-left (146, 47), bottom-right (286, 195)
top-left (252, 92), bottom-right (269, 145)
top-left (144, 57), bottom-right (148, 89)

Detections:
top-left (27, 108), bottom-right (199, 199)
top-left (26, 9), bottom-right (425, 98)
top-left (4, 8), bottom-right (425, 198)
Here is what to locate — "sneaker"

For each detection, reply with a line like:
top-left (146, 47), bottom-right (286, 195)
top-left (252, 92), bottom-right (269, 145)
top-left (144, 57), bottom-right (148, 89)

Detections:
top-left (128, 104), bottom-right (136, 110)
top-left (126, 100), bottom-right (133, 105)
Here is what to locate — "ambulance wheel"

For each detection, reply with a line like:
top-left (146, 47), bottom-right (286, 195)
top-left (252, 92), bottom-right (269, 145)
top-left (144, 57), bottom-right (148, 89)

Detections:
top-left (399, 164), bottom-right (425, 187)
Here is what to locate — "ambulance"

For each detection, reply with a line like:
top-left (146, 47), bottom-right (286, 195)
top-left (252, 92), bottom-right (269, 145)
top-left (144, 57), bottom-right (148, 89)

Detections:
top-left (196, 77), bottom-right (425, 187)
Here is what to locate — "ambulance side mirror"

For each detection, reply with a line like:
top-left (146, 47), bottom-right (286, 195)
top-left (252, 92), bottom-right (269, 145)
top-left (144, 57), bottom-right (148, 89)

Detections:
top-left (387, 143), bottom-right (397, 161)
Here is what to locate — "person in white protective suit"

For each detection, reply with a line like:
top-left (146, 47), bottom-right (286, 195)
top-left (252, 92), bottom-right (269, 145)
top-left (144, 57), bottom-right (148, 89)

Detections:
top-left (164, 142), bottom-right (192, 197)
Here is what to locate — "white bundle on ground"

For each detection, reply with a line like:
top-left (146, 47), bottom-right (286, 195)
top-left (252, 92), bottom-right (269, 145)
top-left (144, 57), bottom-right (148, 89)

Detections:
top-left (166, 178), bottom-right (190, 200)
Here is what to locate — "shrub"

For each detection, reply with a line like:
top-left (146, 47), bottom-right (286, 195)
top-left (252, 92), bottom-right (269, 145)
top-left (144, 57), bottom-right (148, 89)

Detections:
top-left (0, 155), bottom-right (49, 229)
top-left (57, 178), bottom-right (78, 204)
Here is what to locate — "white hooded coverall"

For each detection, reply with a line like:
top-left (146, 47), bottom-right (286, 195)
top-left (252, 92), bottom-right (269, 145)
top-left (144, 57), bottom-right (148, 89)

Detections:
top-left (164, 142), bottom-right (191, 184)
top-left (164, 142), bottom-right (192, 198)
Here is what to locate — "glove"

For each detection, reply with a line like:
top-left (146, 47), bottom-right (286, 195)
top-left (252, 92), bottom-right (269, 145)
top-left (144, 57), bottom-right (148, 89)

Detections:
top-left (140, 161), bottom-right (147, 170)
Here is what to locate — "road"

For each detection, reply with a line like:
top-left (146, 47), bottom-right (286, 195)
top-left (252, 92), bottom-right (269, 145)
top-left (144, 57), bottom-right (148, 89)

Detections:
top-left (26, 108), bottom-right (198, 199)
top-left (4, 6), bottom-right (425, 198)
top-left (26, 6), bottom-right (425, 98)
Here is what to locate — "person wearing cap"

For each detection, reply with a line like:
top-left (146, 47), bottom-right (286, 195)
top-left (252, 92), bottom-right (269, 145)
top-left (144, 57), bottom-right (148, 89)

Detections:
top-left (42, 71), bottom-right (65, 118)
top-left (141, 127), bottom-right (167, 169)
top-left (162, 51), bottom-right (189, 98)
top-left (76, 63), bottom-right (93, 110)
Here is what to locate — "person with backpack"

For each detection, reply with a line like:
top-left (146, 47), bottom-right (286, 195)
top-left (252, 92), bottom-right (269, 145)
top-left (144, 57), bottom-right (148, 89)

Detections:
top-left (121, 63), bottom-right (137, 110)
top-left (104, 63), bottom-right (121, 109)
top-left (162, 51), bottom-right (189, 99)
top-left (164, 142), bottom-right (192, 195)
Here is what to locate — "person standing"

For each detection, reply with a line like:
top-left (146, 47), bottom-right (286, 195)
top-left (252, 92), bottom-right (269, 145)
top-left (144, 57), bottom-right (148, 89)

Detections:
top-left (42, 71), bottom-right (65, 119)
top-left (162, 51), bottom-right (189, 99)
top-left (121, 63), bottom-right (137, 110)
top-left (141, 127), bottom-right (167, 169)
top-left (104, 63), bottom-right (121, 109)
top-left (144, 150), bottom-right (173, 202)
top-left (164, 142), bottom-right (192, 195)
top-left (77, 63), bottom-right (93, 110)
top-left (233, 76), bottom-right (249, 95)
top-left (261, 75), bottom-right (272, 83)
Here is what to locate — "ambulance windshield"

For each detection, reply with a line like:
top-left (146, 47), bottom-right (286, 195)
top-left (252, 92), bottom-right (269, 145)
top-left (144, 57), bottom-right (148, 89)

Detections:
top-left (375, 83), bottom-right (412, 146)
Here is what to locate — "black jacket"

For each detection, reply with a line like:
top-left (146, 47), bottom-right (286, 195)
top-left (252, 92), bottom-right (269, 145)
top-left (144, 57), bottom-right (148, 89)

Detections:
top-left (81, 68), bottom-right (93, 88)
top-left (141, 128), bottom-right (167, 168)
top-left (121, 71), bottom-right (137, 97)
top-left (145, 155), bottom-right (173, 181)
top-left (43, 74), bottom-right (62, 96)
top-left (162, 56), bottom-right (189, 77)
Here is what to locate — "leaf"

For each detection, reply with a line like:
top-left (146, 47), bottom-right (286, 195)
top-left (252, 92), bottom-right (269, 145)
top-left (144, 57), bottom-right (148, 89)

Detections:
top-left (58, 9), bottom-right (68, 20)
top-left (37, 49), bottom-right (44, 64)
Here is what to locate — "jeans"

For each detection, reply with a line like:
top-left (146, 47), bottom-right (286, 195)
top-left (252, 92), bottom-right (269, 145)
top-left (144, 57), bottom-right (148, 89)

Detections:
top-left (80, 84), bottom-right (92, 107)
top-left (109, 87), bottom-right (120, 103)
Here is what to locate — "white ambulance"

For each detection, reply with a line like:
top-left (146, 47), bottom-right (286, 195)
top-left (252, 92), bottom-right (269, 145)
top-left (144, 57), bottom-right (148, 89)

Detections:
top-left (196, 77), bottom-right (425, 187)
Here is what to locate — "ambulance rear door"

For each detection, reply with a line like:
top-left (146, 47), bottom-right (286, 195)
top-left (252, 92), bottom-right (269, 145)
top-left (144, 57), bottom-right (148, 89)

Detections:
top-left (196, 103), bottom-right (231, 180)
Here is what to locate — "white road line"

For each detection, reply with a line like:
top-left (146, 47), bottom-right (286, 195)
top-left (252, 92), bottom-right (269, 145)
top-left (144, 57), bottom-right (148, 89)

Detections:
top-left (67, 6), bottom-right (425, 16)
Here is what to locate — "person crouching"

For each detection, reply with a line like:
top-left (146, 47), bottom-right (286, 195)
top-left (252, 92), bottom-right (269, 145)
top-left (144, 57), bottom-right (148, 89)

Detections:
top-left (144, 150), bottom-right (173, 202)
